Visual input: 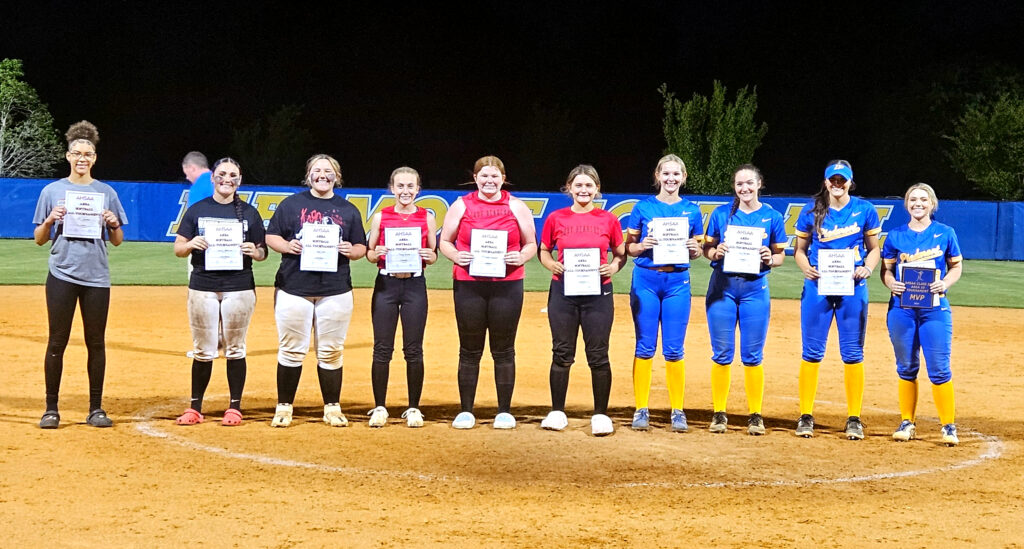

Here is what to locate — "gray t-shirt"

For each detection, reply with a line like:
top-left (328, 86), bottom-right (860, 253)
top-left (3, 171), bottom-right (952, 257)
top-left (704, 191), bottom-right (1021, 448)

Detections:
top-left (33, 178), bottom-right (128, 287)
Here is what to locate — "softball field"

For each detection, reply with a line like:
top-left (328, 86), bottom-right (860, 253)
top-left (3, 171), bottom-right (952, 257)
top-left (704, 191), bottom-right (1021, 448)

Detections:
top-left (1, 286), bottom-right (1022, 547)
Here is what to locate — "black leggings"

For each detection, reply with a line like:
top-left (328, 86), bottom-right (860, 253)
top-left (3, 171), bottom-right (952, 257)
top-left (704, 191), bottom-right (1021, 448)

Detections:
top-left (371, 274), bottom-right (428, 408)
top-left (547, 280), bottom-right (614, 415)
top-left (44, 273), bottom-right (110, 411)
top-left (453, 279), bottom-right (523, 414)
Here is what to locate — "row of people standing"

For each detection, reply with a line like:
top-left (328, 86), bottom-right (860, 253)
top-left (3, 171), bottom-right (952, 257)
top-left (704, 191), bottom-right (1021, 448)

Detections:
top-left (33, 121), bottom-right (962, 445)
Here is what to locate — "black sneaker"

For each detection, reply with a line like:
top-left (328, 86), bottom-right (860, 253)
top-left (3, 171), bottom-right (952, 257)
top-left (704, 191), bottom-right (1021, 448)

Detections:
top-left (747, 413), bottom-right (766, 436)
top-left (795, 414), bottom-right (814, 437)
top-left (845, 416), bottom-right (865, 440)
top-left (709, 411), bottom-right (728, 433)
top-left (39, 410), bottom-right (60, 429)
top-left (86, 409), bottom-right (113, 428)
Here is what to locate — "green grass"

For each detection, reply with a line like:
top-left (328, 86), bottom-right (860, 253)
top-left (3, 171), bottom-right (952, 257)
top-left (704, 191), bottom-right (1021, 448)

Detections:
top-left (2, 238), bottom-right (1021, 308)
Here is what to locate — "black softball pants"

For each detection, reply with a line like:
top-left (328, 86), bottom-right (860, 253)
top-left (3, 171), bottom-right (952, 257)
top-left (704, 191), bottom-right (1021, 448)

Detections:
top-left (453, 279), bottom-right (523, 414)
top-left (371, 273), bottom-right (428, 408)
top-left (547, 279), bottom-right (614, 415)
top-left (44, 273), bottom-right (110, 412)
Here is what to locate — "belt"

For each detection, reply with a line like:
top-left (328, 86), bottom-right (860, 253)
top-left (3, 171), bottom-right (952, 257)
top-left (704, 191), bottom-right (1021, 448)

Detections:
top-left (637, 264), bottom-right (687, 273)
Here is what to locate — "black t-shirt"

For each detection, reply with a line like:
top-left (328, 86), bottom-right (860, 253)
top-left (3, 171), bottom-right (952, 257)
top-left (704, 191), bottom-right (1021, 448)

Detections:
top-left (177, 197), bottom-right (266, 292)
top-left (266, 190), bottom-right (367, 297)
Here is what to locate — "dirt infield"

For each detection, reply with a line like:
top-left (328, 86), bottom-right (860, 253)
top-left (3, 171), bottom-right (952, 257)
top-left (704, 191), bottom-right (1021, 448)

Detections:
top-left (1, 285), bottom-right (1022, 547)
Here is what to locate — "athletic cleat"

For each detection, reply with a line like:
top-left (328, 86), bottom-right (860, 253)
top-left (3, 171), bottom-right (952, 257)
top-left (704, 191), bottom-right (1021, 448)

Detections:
top-left (367, 406), bottom-right (389, 428)
top-left (670, 409), bottom-right (689, 432)
top-left (271, 403), bottom-right (293, 427)
top-left (709, 411), bottom-right (728, 433)
top-left (941, 423), bottom-right (959, 446)
top-left (892, 420), bottom-right (916, 442)
top-left (795, 414), bottom-right (814, 437)
top-left (402, 408), bottom-right (424, 428)
top-left (39, 410), bottom-right (60, 429)
top-left (493, 412), bottom-right (517, 429)
top-left (591, 414), bottom-right (614, 436)
top-left (845, 416), bottom-right (865, 440)
top-left (323, 404), bottom-right (348, 427)
top-left (452, 411), bottom-right (476, 429)
top-left (86, 409), bottom-right (113, 428)
top-left (541, 410), bottom-right (569, 431)
top-left (631, 407), bottom-right (650, 431)
top-left (747, 413), bottom-right (766, 436)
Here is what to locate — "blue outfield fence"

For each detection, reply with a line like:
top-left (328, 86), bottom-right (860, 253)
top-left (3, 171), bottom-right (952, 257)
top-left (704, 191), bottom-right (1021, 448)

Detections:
top-left (3, 178), bottom-right (1023, 260)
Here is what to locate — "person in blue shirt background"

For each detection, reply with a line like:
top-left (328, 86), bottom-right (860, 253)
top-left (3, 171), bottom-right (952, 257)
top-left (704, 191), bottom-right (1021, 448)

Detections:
top-left (880, 183), bottom-right (963, 446)
top-left (702, 164), bottom-right (787, 435)
top-left (183, 151), bottom-right (213, 208)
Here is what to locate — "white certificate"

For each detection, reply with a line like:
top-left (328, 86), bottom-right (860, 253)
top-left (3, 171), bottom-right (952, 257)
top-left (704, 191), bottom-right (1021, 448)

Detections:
top-left (817, 249), bottom-right (855, 296)
top-left (384, 227), bottom-right (423, 275)
top-left (63, 190), bottom-right (105, 239)
top-left (722, 225), bottom-right (764, 275)
top-left (651, 217), bottom-right (689, 265)
top-left (469, 229), bottom-right (507, 278)
top-left (203, 220), bottom-right (244, 271)
top-left (300, 223), bottom-right (340, 272)
top-left (562, 248), bottom-right (601, 296)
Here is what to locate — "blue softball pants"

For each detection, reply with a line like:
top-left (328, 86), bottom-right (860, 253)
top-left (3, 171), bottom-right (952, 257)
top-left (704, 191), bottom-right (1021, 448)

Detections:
top-left (800, 278), bottom-right (868, 363)
top-left (705, 270), bottom-right (771, 366)
top-left (630, 266), bottom-right (691, 361)
top-left (886, 298), bottom-right (953, 384)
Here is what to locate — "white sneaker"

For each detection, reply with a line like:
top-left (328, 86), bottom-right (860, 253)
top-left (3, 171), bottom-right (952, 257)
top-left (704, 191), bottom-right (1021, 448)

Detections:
top-left (541, 410), bottom-right (568, 431)
top-left (323, 404), bottom-right (348, 427)
top-left (493, 412), bottom-right (516, 430)
top-left (591, 414), bottom-right (614, 436)
top-left (402, 408), bottom-right (424, 428)
top-left (271, 403), bottom-right (293, 428)
top-left (367, 406), bottom-right (389, 428)
top-left (452, 411), bottom-right (476, 429)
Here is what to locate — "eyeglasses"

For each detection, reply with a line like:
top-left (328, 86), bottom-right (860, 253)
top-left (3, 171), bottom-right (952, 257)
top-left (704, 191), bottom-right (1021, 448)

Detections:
top-left (68, 151), bottom-right (96, 160)
top-left (213, 174), bottom-right (241, 184)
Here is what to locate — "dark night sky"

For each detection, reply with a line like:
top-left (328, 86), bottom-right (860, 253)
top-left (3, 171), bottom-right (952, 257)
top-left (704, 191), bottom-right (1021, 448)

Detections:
top-left (3, 1), bottom-right (1023, 197)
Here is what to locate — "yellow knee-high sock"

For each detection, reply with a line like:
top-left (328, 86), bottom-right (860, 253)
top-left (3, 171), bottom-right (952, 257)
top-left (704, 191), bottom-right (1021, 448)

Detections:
top-left (711, 364), bottom-right (731, 412)
top-left (632, 357), bottom-right (653, 409)
top-left (932, 381), bottom-right (956, 425)
top-left (844, 362), bottom-right (865, 417)
top-left (798, 360), bottom-right (820, 416)
top-left (666, 359), bottom-right (685, 410)
top-left (898, 378), bottom-right (918, 422)
top-left (744, 364), bottom-right (765, 415)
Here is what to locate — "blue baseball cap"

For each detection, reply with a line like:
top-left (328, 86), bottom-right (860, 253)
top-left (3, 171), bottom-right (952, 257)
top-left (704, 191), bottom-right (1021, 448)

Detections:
top-left (824, 161), bottom-right (853, 181)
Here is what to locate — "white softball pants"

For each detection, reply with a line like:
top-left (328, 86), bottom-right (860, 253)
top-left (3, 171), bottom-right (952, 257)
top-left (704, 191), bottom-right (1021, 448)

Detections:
top-left (274, 289), bottom-right (353, 370)
top-left (187, 289), bottom-right (257, 361)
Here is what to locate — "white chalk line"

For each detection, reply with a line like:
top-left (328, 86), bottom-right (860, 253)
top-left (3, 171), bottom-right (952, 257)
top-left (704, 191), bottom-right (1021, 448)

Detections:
top-left (132, 398), bottom-right (1005, 489)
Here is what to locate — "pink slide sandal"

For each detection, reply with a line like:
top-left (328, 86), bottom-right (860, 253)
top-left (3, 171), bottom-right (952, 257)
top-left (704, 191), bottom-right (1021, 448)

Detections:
top-left (176, 408), bottom-right (204, 425)
top-left (222, 408), bottom-right (243, 427)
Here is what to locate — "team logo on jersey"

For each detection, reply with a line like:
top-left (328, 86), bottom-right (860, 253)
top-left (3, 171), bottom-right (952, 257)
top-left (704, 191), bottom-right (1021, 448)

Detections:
top-left (899, 246), bottom-right (942, 263)
top-left (818, 223), bottom-right (860, 242)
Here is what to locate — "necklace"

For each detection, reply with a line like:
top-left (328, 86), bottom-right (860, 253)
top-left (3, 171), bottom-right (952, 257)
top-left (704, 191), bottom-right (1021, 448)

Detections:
top-left (395, 206), bottom-right (417, 221)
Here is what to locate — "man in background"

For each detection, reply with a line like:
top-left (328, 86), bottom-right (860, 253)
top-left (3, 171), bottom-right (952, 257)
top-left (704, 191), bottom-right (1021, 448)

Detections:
top-left (182, 151), bottom-right (213, 208)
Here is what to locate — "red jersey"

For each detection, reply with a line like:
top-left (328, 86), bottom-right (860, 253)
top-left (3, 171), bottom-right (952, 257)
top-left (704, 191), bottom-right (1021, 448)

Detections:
top-left (540, 207), bottom-right (624, 283)
top-left (454, 190), bottom-right (524, 281)
top-left (378, 206), bottom-right (430, 272)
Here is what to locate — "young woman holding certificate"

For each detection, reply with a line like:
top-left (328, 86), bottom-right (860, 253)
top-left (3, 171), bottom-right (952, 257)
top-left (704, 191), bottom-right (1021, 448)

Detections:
top-left (701, 164), bottom-right (787, 435)
top-left (32, 121), bottom-right (127, 429)
top-left (173, 158), bottom-right (266, 426)
top-left (265, 154), bottom-right (367, 428)
top-left (624, 154), bottom-right (704, 432)
top-left (880, 183), bottom-right (963, 446)
top-left (538, 165), bottom-right (626, 436)
top-left (364, 167), bottom-right (438, 428)
top-left (792, 160), bottom-right (881, 440)
top-left (438, 156), bottom-right (537, 430)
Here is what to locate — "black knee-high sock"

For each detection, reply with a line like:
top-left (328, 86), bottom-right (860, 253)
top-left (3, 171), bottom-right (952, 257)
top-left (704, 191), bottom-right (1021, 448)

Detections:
top-left (550, 362), bottom-right (571, 412)
top-left (457, 359), bottom-right (480, 413)
top-left (44, 351), bottom-right (64, 411)
top-left (371, 360), bottom-right (389, 408)
top-left (86, 345), bottom-right (106, 411)
top-left (226, 358), bottom-right (246, 411)
top-left (190, 359), bottom-right (213, 413)
top-left (591, 365), bottom-right (612, 415)
top-left (406, 360), bottom-right (424, 409)
top-left (276, 363), bottom-right (302, 404)
top-left (495, 362), bottom-right (515, 414)
top-left (317, 366), bottom-right (342, 405)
